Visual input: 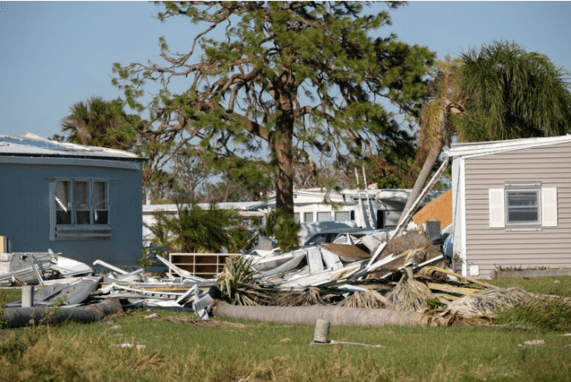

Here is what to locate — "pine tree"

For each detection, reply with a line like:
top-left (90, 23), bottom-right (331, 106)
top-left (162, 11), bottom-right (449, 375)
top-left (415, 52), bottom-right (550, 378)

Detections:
top-left (113, 1), bottom-right (434, 214)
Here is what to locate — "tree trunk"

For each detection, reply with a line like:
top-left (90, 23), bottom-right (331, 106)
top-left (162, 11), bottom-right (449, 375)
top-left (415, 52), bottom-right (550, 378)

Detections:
top-left (214, 301), bottom-right (428, 327)
top-left (401, 140), bottom-right (445, 220)
top-left (271, 108), bottom-right (295, 214)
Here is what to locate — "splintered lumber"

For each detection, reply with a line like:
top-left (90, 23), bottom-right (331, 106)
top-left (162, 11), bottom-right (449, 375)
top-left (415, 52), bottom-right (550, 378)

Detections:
top-left (426, 282), bottom-right (482, 296)
top-left (319, 243), bottom-right (371, 261)
top-left (393, 157), bottom-right (450, 238)
top-left (419, 266), bottom-right (497, 289)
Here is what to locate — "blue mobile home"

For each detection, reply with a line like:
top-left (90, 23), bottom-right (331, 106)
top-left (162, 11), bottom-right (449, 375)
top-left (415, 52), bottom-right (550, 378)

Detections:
top-left (0, 133), bottom-right (146, 267)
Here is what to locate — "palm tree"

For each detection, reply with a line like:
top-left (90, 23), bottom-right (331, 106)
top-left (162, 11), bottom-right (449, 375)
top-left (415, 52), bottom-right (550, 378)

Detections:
top-left (60, 96), bottom-right (144, 151)
top-left (401, 41), bottom-right (571, 219)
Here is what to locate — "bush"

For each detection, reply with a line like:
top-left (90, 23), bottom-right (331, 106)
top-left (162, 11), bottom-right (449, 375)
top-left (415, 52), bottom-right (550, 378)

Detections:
top-left (148, 203), bottom-right (253, 253)
top-left (259, 209), bottom-right (300, 253)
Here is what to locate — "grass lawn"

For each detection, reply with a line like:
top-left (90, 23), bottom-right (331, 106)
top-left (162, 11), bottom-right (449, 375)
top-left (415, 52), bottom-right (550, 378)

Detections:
top-left (2, 277), bottom-right (571, 381)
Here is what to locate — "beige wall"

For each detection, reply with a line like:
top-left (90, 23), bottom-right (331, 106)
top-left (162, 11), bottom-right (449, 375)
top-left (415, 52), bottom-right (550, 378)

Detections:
top-left (464, 142), bottom-right (571, 278)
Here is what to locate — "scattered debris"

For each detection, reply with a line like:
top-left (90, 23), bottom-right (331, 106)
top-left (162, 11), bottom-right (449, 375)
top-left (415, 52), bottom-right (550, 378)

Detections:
top-left (114, 343), bottom-right (147, 350)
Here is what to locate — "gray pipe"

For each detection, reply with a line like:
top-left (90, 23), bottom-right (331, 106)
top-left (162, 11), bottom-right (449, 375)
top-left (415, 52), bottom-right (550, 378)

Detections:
top-left (0, 298), bottom-right (122, 328)
top-left (214, 302), bottom-right (428, 327)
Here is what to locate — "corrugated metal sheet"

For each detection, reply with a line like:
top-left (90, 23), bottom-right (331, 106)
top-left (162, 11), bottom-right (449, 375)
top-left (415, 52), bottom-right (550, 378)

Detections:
top-left (0, 133), bottom-right (144, 161)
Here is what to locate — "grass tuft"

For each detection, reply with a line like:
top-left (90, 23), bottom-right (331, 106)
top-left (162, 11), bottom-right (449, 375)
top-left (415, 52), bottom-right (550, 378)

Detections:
top-left (494, 295), bottom-right (571, 331)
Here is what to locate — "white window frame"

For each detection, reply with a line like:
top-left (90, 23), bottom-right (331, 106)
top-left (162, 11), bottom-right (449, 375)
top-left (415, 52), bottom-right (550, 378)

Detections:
top-left (49, 178), bottom-right (111, 240)
top-left (504, 186), bottom-right (541, 228)
top-left (489, 183), bottom-right (557, 230)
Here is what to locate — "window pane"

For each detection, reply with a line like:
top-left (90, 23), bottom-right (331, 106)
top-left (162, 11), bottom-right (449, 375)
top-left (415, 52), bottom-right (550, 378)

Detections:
top-left (55, 181), bottom-right (71, 224)
top-left (506, 190), bottom-right (539, 224)
top-left (317, 212), bottom-right (331, 221)
top-left (94, 182), bottom-right (107, 209)
top-left (335, 211), bottom-right (351, 221)
top-left (93, 210), bottom-right (109, 225)
top-left (74, 182), bottom-right (89, 210)
top-left (304, 212), bottom-right (314, 223)
top-left (508, 209), bottom-right (538, 223)
top-left (507, 192), bottom-right (537, 207)
top-left (74, 182), bottom-right (89, 224)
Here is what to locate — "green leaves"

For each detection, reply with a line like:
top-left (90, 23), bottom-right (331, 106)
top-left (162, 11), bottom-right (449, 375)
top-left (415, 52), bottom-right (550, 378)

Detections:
top-left (149, 203), bottom-right (252, 253)
top-left (111, 1), bottom-right (435, 214)
top-left (457, 41), bottom-right (571, 142)
top-left (259, 208), bottom-right (300, 253)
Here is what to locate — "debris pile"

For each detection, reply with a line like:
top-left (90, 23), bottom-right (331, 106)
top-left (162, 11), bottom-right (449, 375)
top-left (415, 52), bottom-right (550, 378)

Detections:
top-left (1, 251), bottom-right (216, 325)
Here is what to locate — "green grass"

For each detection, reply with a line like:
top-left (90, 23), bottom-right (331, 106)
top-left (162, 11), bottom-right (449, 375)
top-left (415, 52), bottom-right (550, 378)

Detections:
top-left (2, 277), bottom-right (571, 381)
top-left (488, 275), bottom-right (571, 297)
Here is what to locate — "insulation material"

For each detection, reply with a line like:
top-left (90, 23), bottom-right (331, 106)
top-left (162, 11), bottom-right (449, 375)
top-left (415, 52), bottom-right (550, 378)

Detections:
top-left (412, 189), bottom-right (452, 228)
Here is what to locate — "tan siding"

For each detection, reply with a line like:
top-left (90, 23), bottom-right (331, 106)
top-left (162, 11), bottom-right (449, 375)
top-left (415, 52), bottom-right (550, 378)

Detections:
top-left (463, 141), bottom-right (571, 278)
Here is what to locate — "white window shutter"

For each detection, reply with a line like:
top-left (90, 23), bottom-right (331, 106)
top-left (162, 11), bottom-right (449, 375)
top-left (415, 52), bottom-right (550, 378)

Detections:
top-left (542, 188), bottom-right (558, 227)
top-left (489, 188), bottom-right (505, 227)
top-left (49, 182), bottom-right (56, 240)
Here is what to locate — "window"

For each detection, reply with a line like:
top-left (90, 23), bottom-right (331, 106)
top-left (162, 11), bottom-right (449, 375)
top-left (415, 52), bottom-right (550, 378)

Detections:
top-left (489, 184), bottom-right (557, 229)
top-left (293, 213), bottom-right (300, 223)
top-left (505, 189), bottom-right (540, 225)
top-left (50, 179), bottom-right (111, 240)
top-left (334, 211), bottom-right (351, 221)
top-left (304, 212), bottom-right (314, 223)
top-left (317, 212), bottom-right (332, 221)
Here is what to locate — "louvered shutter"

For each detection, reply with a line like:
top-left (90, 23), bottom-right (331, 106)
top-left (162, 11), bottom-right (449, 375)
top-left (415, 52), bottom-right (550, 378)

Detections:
top-left (542, 188), bottom-right (558, 227)
top-left (489, 188), bottom-right (505, 227)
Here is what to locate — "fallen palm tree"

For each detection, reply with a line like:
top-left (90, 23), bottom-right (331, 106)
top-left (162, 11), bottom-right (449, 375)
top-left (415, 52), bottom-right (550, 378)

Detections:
top-left (214, 301), bottom-right (429, 327)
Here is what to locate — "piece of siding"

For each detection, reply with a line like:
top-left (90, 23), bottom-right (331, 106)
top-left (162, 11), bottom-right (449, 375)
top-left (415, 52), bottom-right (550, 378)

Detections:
top-left (489, 188), bottom-right (505, 227)
top-left (542, 188), bottom-right (558, 227)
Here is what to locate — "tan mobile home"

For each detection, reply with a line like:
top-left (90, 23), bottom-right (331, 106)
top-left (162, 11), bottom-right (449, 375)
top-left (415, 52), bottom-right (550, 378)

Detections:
top-left (447, 135), bottom-right (571, 279)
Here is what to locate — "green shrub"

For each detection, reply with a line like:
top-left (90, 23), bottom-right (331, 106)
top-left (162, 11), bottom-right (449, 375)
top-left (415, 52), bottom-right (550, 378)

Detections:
top-left (259, 208), bottom-right (300, 253)
top-left (148, 203), bottom-right (253, 253)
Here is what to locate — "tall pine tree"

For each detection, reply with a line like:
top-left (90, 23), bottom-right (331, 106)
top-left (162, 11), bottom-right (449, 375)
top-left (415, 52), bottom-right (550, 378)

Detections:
top-left (113, 1), bottom-right (434, 213)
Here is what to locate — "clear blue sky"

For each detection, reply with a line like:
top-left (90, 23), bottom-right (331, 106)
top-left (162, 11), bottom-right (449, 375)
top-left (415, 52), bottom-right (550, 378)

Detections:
top-left (1, 1), bottom-right (570, 139)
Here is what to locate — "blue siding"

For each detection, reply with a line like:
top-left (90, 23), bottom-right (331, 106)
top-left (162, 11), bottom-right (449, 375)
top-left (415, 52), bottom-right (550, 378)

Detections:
top-left (0, 161), bottom-right (143, 267)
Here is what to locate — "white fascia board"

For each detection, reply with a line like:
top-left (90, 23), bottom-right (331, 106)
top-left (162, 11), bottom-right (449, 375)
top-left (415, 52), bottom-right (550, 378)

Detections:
top-left (445, 134), bottom-right (571, 159)
top-left (0, 155), bottom-right (141, 170)
top-left (460, 158), bottom-right (467, 277)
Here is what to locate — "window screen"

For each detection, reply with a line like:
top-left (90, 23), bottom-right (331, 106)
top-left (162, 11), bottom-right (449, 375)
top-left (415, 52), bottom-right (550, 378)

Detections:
top-left (335, 211), bottom-right (351, 221)
top-left (506, 190), bottom-right (540, 225)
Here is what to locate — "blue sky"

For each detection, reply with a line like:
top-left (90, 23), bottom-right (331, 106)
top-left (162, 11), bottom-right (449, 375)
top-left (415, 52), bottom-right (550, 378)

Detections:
top-left (1, 1), bottom-right (570, 139)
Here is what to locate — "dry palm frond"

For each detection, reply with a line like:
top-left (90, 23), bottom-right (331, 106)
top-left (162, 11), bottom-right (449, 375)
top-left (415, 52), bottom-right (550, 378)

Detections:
top-left (385, 231), bottom-right (442, 261)
top-left (426, 282), bottom-right (482, 296)
top-left (443, 287), bottom-right (530, 318)
top-left (270, 286), bottom-right (331, 306)
top-left (339, 290), bottom-right (395, 310)
top-left (388, 278), bottom-right (436, 312)
top-left (127, 352), bottom-right (165, 371)
top-left (217, 257), bottom-right (269, 306)
top-left (418, 266), bottom-right (497, 290)
top-left (164, 316), bottom-right (247, 329)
